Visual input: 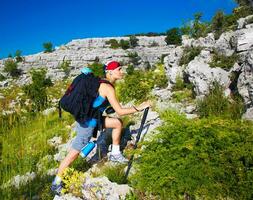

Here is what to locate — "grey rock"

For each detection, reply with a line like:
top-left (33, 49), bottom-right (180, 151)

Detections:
top-left (48, 136), bottom-right (63, 148)
top-left (42, 107), bottom-right (56, 116)
top-left (214, 31), bottom-right (235, 56)
top-left (236, 27), bottom-right (253, 52)
top-left (82, 176), bottom-right (131, 200)
top-left (237, 51), bottom-right (253, 106)
top-left (242, 107), bottom-right (253, 121)
top-left (185, 53), bottom-right (230, 96)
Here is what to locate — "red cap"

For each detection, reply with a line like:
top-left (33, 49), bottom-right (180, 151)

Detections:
top-left (105, 61), bottom-right (120, 71)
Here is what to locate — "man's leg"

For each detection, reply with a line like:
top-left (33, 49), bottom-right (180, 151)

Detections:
top-left (104, 117), bottom-right (128, 163)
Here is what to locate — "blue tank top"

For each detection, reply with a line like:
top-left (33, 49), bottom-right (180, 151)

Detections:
top-left (84, 95), bottom-right (108, 127)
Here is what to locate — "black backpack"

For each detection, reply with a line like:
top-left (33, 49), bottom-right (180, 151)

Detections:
top-left (59, 73), bottom-right (101, 123)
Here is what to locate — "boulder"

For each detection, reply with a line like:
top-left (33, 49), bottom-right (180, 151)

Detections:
top-left (214, 31), bottom-right (235, 56)
top-left (185, 51), bottom-right (230, 96)
top-left (237, 51), bottom-right (253, 106)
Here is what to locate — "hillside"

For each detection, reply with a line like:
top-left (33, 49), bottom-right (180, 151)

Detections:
top-left (1, 7), bottom-right (253, 200)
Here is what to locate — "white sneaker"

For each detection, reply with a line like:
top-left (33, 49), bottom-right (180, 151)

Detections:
top-left (109, 153), bottom-right (128, 164)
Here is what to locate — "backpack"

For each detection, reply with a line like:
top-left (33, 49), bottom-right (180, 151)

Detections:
top-left (59, 72), bottom-right (101, 123)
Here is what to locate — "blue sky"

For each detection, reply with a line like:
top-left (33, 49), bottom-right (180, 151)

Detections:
top-left (0, 0), bottom-right (237, 58)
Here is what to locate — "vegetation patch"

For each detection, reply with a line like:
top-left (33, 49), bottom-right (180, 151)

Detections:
top-left (179, 46), bottom-right (203, 66)
top-left (131, 110), bottom-right (253, 200)
top-left (209, 51), bottom-right (238, 70)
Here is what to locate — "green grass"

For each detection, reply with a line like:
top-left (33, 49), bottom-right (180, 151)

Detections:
top-left (0, 112), bottom-right (73, 199)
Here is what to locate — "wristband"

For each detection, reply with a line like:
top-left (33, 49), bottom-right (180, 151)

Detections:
top-left (133, 106), bottom-right (139, 112)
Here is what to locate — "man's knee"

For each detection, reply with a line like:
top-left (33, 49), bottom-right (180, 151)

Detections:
top-left (115, 118), bottom-right (123, 129)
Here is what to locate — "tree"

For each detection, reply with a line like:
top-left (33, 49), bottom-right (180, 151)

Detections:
top-left (15, 50), bottom-right (23, 62)
top-left (43, 42), bottom-right (54, 53)
top-left (165, 28), bottom-right (182, 45)
top-left (192, 12), bottom-right (205, 38)
top-left (211, 10), bottom-right (225, 39)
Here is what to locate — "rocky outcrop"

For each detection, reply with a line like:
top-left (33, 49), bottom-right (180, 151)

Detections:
top-left (0, 36), bottom-right (171, 86)
top-left (185, 50), bottom-right (231, 97)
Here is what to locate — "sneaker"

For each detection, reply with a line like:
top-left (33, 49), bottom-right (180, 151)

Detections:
top-left (51, 181), bottom-right (63, 196)
top-left (109, 153), bottom-right (128, 164)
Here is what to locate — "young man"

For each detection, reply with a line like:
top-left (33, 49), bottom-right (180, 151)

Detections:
top-left (51, 61), bottom-right (151, 195)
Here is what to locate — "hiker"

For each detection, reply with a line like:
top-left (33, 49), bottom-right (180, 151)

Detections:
top-left (51, 61), bottom-right (151, 194)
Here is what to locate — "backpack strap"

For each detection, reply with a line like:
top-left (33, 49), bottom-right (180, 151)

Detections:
top-left (99, 79), bottom-right (114, 88)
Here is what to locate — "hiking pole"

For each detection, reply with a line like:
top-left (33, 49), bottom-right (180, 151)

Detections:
top-left (124, 107), bottom-right (149, 180)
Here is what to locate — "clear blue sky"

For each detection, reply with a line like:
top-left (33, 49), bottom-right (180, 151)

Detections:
top-left (0, 0), bottom-right (237, 59)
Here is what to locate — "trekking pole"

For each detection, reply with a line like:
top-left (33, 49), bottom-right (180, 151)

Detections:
top-left (124, 107), bottom-right (149, 181)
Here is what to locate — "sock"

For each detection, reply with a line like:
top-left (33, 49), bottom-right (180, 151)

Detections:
top-left (53, 175), bottom-right (62, 184)
top-left (111, 144), bottom-right (120, 155)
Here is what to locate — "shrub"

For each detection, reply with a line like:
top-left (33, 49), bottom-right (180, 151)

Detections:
top-left (197, 82), bottom-right (244, 119)
top-left (0, 73), bottom-right (6, 81)
top-left (126, 64), bottom-right (135, 75)
top-left (61, 168), bottom-right (85, 197)
top-left (209, 51), bottom-right (238, 70)
top-left (117, 70), bottom-right (153, 103)
top-left (60, 60), bottom-right (71, 78)
top-left (131, 110), bottom-right (253, 200)
top-left (14, 50), bottom-right (23, 63)
top-left (23, 68), bottom-right (53, 111)
top-left (172, 75), bottom-right (185, 91)
top-left (192, 12), bottom-right (209, 39)
top-left (4, 59), bottom-right (21, 77)
top-left (120, 39), bottom-right (130, 50)
top-left (128, 51), bottom-right (140, 66)
top-left (172, 89), bottom-right (193, 103)
top-left (165, 28), bottom-right (182, 45)
top-left (88, 61), bottom-right (104, 77)
top-left (43, 42), bottom-right (54, 53)
top-left (129, 36), bottom-right (139, 48)
top-left (117, 64), bottom-right (167, 103)
top-left (105, 39), bottom-right (120, 49)
top-left (101, 164), bottom-right (127, 184)
top-left (179, 46), bottom-right (203, 66)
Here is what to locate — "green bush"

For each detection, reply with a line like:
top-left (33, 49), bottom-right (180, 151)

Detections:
top-left (15, 50), bottom-right (23, 63)
top-left (23, 68), bottom-right (53, 111)
top-left (131, 110), bottom-right (253, 200)
top-left (60, 60), bottom-right (71, 78)
top-left (43, 42), bottom-right (54, 53)
top-left (192, 13), bottom-right (209, 39)
top-left (88, 61), bottom-right (105, 77)
top-left (120, 39), bottom-right (130, 50)
top-left (128, 51), bottom-right (140, 66)
top-left (165, 28), bottom-right (182, 45)
top-left (129, 36), bottom-right (139, 48)
top-left (179, 46), bottom-right (203, 66)
top-left (117, 70), bottom-right (153, 103)
top-left (209, 51), bottom-right (238, 70)
top-left (117, 64), bottom-right (167, 103)
top-left (4, 59), bottom-right (20, 77)
top-left (172, 75), bottom-right (185, 91)
top-left (126, 64), bottom-right (135, 75)
top-left (105, 39), bottom-right (120, 49)
top-left (197, 82), bottom-right (244, 119)
top-left (0, 73), bottom-right (6, 81)
top-left (211, 10), bottom-right (226, 40)
top-left (101, 164), bottom-right (127, 184)
top-left (172, 89), bottom-right (193, 103)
